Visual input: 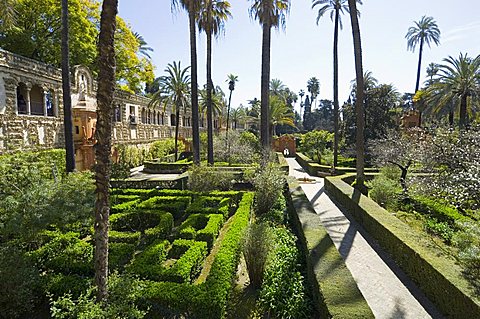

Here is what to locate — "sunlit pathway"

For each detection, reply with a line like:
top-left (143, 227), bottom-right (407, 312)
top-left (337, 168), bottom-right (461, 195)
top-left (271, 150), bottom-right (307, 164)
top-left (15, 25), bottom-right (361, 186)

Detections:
top-left (286, 158), bottom-right (444, 319)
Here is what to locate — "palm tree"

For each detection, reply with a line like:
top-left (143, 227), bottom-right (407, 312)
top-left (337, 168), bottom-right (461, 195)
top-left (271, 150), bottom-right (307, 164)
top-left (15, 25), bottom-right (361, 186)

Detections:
top-left (426, 53), bottom-right (480, 129)
top-left (171, 0), bottom-right (201, 164)
top-left (270, 78), bottom-right (286, 96)
top-left (406, 16), bottom-right (441, 94)
top-left (307, 77), bottom-right (320, 108)
top-left (94, 0), bottom-right (118, 302)
top-left (231, 104), bottom-right (247, 130)
top-left (198, 0), bottom-right (232, 165)
top-left (133, 32), bottom-right (153, 59)
top-left (226, 74), bottom-right (238, 132)
top-left (312, 0), bottom-right (361, 169)
top-left (150, 62), bottom-right (191, 161)
top-left (199, 86), bottom-right (226, 119)
top-left (0, 0), bottom-right (16, 29)
top-left (347, 0), bottom-right (365, 191)
top-left (269, 94), bottom-right (295, 137)
top-left (61, 0), bottom-right (75, 173)
top-left (426, 62), bottom-right (439, 85)
top-left (249, 0), bottom-right (291, 154)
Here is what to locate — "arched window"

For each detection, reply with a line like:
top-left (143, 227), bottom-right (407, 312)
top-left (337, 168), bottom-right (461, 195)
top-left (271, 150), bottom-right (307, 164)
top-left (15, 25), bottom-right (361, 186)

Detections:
top-left (141, 108), bottom-right (146, 124)
top-left (30, 85), bottom-right (44, 115)
top-left (46, 89), bottom-right (55, 116)
top-left (170, 114), bottom-right (176, 126)
top-left (114, 104), bottom-right (121, 122)
top-left (16, 83), bottom-right (28, 114)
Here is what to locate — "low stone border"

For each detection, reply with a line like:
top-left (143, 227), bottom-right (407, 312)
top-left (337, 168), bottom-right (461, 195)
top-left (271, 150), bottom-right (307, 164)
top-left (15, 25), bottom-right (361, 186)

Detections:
top-left (295, 152), bottom-right (378, 177)
top-left (286, 178), bottom-right (374, 318)
top-left (325, 175), bottom-right (480, 318)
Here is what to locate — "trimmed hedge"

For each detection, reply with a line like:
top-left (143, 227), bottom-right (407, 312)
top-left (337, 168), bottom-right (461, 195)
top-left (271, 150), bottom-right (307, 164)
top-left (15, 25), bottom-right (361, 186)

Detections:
top-left (197, 214), bottom-right (225, 249)
top-left (138, 196), bottom-right (191, 219)
top-left (126, 240), bottom-right (170, 280)
top-left (286, 178), bottom-right (374, 318)
top-left (109, 230), bottom-right (141, 244)
top-left (141, 192), bottom-right (254, 318)
top-left (110, 210), bottom-right (173, 233)
top-left (325, 175), bottom-right (480, 318)
top-left (186, 196), bottom-right (231, 217)
top-left (45, 273), bottom-right (92, 299)
top-left (111, 199), bottom-right (141, 214)
top-left (177, 214), bottom-right (209, 240)
top-left (413, 196), bottom-right (470, 225)
top-left (109, 242), bottom-right (136, 269)
top-left (143, 161), bottom-right (193, 174)
top-left (296, 152), bottom-right (378, 177)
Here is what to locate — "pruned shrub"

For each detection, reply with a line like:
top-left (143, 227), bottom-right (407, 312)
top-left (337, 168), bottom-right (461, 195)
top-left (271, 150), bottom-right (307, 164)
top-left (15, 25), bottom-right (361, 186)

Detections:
top-left (367, 174), bottom-right (402, 210)
top-left (453, 221), bottom-right (480, 293)
top-left (251, 163), bottom-right (285, 216)
top-left (242, 222), bottom-right (273, 289)
top-left (188, 165), bottom-right (235, 192)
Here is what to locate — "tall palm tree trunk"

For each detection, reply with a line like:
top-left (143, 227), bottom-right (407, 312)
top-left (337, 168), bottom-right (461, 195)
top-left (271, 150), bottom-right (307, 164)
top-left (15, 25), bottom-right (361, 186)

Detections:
top-left (206, 30), bottom-right (214, 165)
top-left (94, 0), bottom-right (118, 303)
top-left (459, 94), bottom-right (468, 129)
top-left (174, 107), bottom-right (180, 161)
top-left (333, 7), bottom-right (340, 170)
top-left (348, 0), bottom-right (365, 190)
top-left (61, 0), bottom-right (75, 173)
top-left (415, 38), bottom-right (424, 93)
top-left (260, 23), bottom-right (271, 153)
top-left (415, 38), bottom-right (424, 126)
top-left (226, 88), bottom-right (233, 161)
top-left (189, 10), bottom-right (200, 165)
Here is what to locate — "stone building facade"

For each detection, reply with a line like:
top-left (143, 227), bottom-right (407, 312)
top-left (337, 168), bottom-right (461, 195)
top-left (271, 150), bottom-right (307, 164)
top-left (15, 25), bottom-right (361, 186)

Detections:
top-left (0, 49), bottom-right (202, 167)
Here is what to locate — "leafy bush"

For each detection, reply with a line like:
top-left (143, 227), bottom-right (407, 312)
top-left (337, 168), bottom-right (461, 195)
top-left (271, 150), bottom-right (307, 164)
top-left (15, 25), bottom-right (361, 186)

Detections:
top-left (251, 163), bottom-right (285, 215)
top-left (367, 174), bottom-right (402, 210)
top-left (0, 244), bottom-right (42, 319)
top-left (186, 196), bottom-right (231, 217)
top-left (109, 242), bottom-right (136, 269)
top-left (424, 218), bottom-right (454, 243)
top-left (126, 240), bottom-right (170, 280)
top-left (258, 227), bottom-right (310, 319)
top-left (298, 130), bottom-right (333, 164)
top-left (45, 273), bottom-right (92, 299)
top-left (453, 221), bottom-right (480, 293)
top-left (188, 165), bottom-right (235, 192)
top-left (0, 172), bottom-right (94, 242)
top-left (50, 272), bottom-right (148, 319)
top-left (213, 130), bottom-right (259, 164)
top-left (177, 214), bottom-right (209, 240)
top-left (413, 196), bottom-right (468, 225)
top-left (109, 230), bottom-right (141, 244)
top-left (110, 211), bottom-right (172, 232)
top-left (32, 231), bottom-right (93, 275)
top-left (242, 223), bottom-right (273, 289)
top-left (197, 214), bottom-right (225, 249)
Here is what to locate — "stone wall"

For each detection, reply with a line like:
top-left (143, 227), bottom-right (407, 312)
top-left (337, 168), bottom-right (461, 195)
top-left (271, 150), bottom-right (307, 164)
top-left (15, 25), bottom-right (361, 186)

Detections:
top-left (0, 49), bottom-right (197, 155)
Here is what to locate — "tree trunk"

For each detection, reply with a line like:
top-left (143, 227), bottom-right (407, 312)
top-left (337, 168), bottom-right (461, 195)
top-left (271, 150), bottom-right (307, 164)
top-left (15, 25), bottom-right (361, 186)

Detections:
top-left (206, 30), bottom-right (214, 165)
top-left (226, 89), bottom-right (233, 163)
top-left (189, 10), bottom-right (200, 165)
top-left (260, 23), bottom-right (271, 155)
top-left (415, 38), bottom-right (424, 94)
top-left (94, 0), bottom-right (118, 303)
top-left (348, 0), bottom-right (365, 190)
top-left (61, 0), bottom-right (75, 173)
top-left (333, 7), bottom-right (340, 170)
top-left (459, 93), bottom-right (467, 129)
top-left (174, 108), bottom-right (180, 161)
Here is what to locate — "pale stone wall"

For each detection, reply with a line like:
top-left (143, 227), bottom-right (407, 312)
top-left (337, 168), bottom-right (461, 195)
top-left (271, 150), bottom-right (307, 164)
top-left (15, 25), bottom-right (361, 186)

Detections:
top-left (0, 49), bottom-right (196, 155)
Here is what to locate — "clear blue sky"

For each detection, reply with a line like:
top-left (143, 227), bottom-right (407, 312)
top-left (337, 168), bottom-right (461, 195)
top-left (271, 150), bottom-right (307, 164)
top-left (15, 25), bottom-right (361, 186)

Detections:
top-left (118, 0), bottom-right (480, 114)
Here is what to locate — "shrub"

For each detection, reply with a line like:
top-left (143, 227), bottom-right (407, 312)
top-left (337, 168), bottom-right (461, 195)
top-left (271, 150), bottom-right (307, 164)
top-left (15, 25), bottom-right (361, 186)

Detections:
top-left (127, 241), bottom-right (170, 281)
top-left (163, 240), bottom-right (208, 283)
top-left (242, 222), bottom-right (273, 289)
top-left (109, 230), bottom-right (141, 244)
top-left (424, 218), bottom-right (454, 243)
top-left (0, 244), bottom-right (42, 319)
top-left (413, 196), bottom-right (468, 225)
top-left (109, 242), bottom-right (136, 269)
top-left (258, 192), bottom-right (287, 226)
top-left (367, 174), bottom-right (402, 210)
top-left (50, 272), bottom-right (147, 319)
top-left (144, 213), bottom-right (174, 243)
top-left (110, 211), bottom-right (172, 232)
top-left (186, 196), bottom-right (230, 216)
top-left (197, 214), bottom-right (225, 249)
top-left (46, 273), bottom-right (92, 299)
top-left (453, 221), bottom-right (480, 293)
top-left (111, 199), bottom-right (141, 214)
top-left (258, 227), bottom-right (310, 319)
top-left (251, 163), bottom-right (285, 216)
top-left (177, 214), bottom-right (209, 240)
top-left (188, 165), bottom-right (235, 192)
top-left (32, 231), bottom-right (93, 275)
top-left (137, 196), bottom-right (190, 219)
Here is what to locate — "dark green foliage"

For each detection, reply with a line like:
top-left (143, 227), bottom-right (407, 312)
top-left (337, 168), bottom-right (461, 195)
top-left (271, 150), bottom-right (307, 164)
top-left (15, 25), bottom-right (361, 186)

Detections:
top-left (258, 227), bottom-right (310, 319)
top-left (186, 196), bottom-right (231, 217)
top-left (127, 240), bottom-right (170, 280)
top-left (258, 192), bottom-right (287, 226)
top-left (32, 231), bottom-right (93, 275)
top-left (137, 196), bottom-right (190, 219)
top-left (178, 214), bottom-right (209, 239)
top-left (413, 196), bottom-right (468, 225)
top-left (0, 171), bottom-right (95, 242)
top-left (111, 199), bottom-right (141, 214)
top-left (144, 213), bottom-right (174, 243)
top-left (50, 272), bottom-right (147, 319)
top-left (367, 173), bottom-right (402, 211)
top-left (197, 214), bottom-right (225, 249)
top-left (164, 240), bottom-right (207, 283)
top-left (0, 244), bottom-right (42, 319)
top-left (109, 242), bottom-right (136, 269)
top-left (45, 273), bottom-right (92, 299)
top-left (110, 211), bottom-right (172, 233)
top-left (109, 230), bottom-right (141, 244)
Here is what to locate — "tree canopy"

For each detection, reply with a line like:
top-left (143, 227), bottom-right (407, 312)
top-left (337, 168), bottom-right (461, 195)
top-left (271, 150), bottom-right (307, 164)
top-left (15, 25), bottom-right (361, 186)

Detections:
top-left (0, 0), bottom-right (154, 94)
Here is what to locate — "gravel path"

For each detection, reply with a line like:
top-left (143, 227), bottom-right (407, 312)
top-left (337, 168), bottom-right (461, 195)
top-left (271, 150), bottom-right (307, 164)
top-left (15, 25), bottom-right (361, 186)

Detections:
top-left (286, 158), bottom-right (444, 319)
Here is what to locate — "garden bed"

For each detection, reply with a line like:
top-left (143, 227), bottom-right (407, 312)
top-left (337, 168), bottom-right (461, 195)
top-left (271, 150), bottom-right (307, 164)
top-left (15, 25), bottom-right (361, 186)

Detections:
top-left (16, 188), bottom-right (252, 318)
top-left (296, 152), bottom-right (378, 177)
